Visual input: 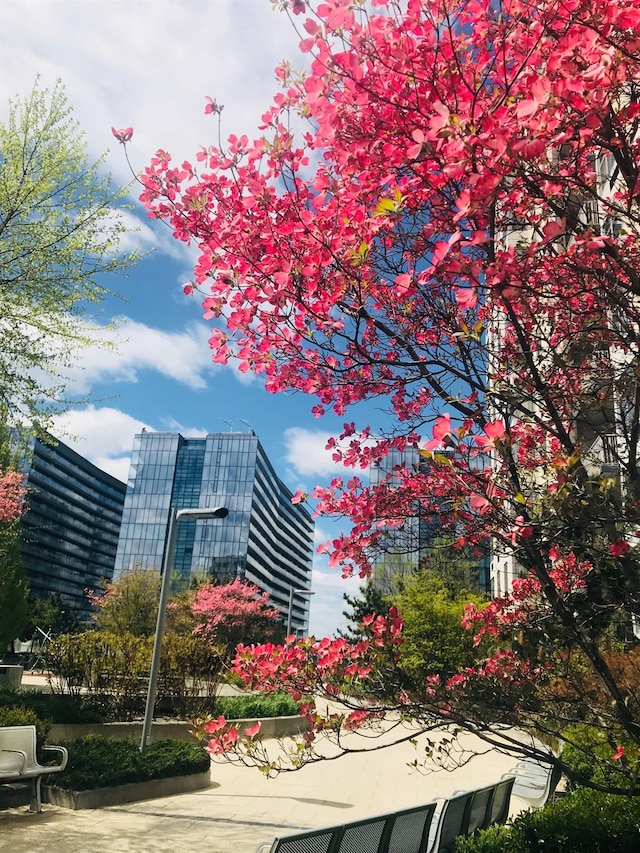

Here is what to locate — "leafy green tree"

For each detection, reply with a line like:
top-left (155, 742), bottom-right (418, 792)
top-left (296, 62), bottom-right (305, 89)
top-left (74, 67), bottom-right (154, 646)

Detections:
top-left (419, 538), bottom-right (489, 599)
top-left (20, 593), bottom-right (82, 641)
top-left (0, 512), bottom-right (28, 655)
top-left (0, 78), bottom-right (137, 432)
top-left (88, 566), bottom-right (162, 637)
top-left (394, 571), bottom-right (490, 688)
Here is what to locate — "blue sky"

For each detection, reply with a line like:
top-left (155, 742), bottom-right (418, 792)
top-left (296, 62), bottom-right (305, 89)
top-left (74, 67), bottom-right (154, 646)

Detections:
top-left (0, 0), bottom-right (378, 636)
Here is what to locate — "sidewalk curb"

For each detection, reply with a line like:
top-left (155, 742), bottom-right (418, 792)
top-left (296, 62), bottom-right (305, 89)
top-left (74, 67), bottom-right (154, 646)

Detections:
top-left (43, 769), bottom-right (211, 809)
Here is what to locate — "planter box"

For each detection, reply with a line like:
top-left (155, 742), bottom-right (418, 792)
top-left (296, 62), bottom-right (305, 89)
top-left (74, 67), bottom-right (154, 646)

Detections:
top-left (43, 768), bottom-right (211, 809)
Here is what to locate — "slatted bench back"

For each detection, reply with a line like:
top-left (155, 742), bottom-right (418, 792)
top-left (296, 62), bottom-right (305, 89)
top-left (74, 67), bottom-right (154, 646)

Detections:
top-left (263, 801), bottom-right (438, 853)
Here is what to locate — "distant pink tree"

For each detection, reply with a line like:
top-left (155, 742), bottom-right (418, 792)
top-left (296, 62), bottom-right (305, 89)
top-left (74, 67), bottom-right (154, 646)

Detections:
top-left (0, 470), bottom-right (27, 653)
top-left (0, 471), bottom-right (25, 523)
top-left (191, 578), bottom-right (283, 657)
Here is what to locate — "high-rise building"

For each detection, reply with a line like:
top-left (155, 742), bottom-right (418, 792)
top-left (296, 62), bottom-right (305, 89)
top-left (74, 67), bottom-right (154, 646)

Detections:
top-left (489, 149), bottom-right (627, 597)
top-left (114, 431), bottom-right (315, 635)
top-left (369, 448), bottom-right (428, 589)
top-left (369, 448), bottom-right (489, 593)
top-left (20, 435), bottom-right (127, 619)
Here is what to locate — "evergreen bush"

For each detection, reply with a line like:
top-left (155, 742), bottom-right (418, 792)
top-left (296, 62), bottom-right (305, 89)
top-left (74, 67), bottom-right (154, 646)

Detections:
top-left (454, 789), bottom-right (640, 853)
top-left (0, 705), bottom-right (50, 746)
top-left (561, 723), bottom-right (638, 791)
top-left (46, 735), bottom-right (210, 791)
top-left (0, 687), bottom-right (101, 723)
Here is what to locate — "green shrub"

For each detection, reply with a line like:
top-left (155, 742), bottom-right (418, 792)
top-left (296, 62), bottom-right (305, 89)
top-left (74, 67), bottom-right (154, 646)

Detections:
top-left (45, 632), bottom-right (151, 718)
top-left (561, 724), bottom-right (638, 791)
top-left (0, 706), bottom-right (50, 746)
top-left (46, 735), bottom-right (210, 791)
top-left (214, 693), bottom-right (300, 719)
top-left (158, 632), bottom-right (224, 716)
top-left (45, 631), bottom-right (224, 719)
top-left (455, 824), bottom-right (515, 853)
top-left (0, 687), bottom-right (102, 723)
top-left (455, 788), bottom-right (640, 853)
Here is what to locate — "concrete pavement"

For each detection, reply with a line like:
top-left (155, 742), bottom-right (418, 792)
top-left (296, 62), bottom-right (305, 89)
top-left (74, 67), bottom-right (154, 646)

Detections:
top-left (0, 726), bottom-right (527, 853)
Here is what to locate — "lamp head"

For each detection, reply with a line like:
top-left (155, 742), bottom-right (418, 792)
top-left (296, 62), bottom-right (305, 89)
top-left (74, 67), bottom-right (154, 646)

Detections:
top-left (176, 506), bottom-right (229, 520)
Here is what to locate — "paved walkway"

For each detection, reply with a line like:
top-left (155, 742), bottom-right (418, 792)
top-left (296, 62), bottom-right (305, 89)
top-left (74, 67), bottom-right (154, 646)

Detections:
top-left (0, 725), bottom-right (527, 853)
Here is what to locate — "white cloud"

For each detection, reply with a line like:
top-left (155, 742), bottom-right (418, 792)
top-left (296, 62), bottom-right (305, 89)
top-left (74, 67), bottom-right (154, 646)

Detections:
top-left (1, 1), bottom-right (302, 192)
top-left (111, 208), bottom-right (190, 262)
top-left (283, 427), bottom-right (343, 478)
top-left (159, 416), bottom-right (209, 437)
top-left (90, 454), bottom-right (135, 484)
top-left (51, 406), bottom-right (151, 482)
top-left (60, 317), bottom-right (218, 394)
top-left (306, 520), bottom-right (364, 637)
top-left (51, 405), bottom-right (223, 482)
top-left (309, 563), bottom-right (363, 638)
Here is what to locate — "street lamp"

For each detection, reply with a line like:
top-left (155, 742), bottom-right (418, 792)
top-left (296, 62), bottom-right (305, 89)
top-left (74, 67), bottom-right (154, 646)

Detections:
top-left (140, 505), bottom-right (228, 753)
top-left (286, 588), bottom-right (316, 637)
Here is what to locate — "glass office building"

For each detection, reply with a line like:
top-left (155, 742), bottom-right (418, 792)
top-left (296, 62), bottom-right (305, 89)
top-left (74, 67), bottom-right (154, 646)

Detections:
top-left (369, 448), bottom-right (430, 588)
top-left (20, 435), bottom-right (127, 619)
top-left (114, 431), bottom-right (315, 635)
top-left (369, 448), bottom-right (489, 593)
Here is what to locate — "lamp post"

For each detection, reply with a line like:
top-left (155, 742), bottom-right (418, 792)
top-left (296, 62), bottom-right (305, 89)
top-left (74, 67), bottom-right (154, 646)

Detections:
top-left (286, 588), bottom-right (316, 637)
top-left (140, 506), bottom-right (228, 753)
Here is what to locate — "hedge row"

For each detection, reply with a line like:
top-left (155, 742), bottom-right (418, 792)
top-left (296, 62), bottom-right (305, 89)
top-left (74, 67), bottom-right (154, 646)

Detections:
top-left (46, 735), bottom-right (211, 791)
top-left (0, 687), bottom-right (300, 725)
top-left (455, 788), bottom-right (640, 853)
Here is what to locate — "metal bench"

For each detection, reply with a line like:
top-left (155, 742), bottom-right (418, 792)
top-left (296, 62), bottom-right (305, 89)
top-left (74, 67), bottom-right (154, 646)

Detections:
top-left (433, 778), bottom-right (515, 853)
top-left (0, 724), bottom-right (68, 812)
top-left (256, 778), bottom-right (515, 853)
top-left (256, 800), bottom-right (439, 853)
top-left (503, 756), bottom-right (562, 810)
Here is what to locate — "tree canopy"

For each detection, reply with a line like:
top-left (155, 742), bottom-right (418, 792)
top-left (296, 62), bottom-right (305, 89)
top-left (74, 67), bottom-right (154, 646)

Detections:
top-left (0, 79), bottom-right (137, 432)
top-left (190, 578), bottom-right (284, 659)
top-left (0, 418), bottom-right (29, 653)
top-left (88, 566), bottom-right (162, 637)
top-left (136, 0), bottom-right (640, 794)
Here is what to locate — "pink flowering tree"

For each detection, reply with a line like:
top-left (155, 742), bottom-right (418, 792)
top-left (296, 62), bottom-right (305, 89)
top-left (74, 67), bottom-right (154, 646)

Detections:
top-left (190, 578), bottom-right (284, 663)
top-left (0, 471), bottom-right (28, 653)
top-left (132, 0), bottom-right (640, 792)
top-left (0, 471), bottom-right (25, 524)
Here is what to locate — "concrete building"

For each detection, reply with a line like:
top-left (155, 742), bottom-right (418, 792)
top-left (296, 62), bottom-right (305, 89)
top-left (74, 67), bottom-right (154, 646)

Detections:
top-left (20, 435), bottom-right (126, 619)
top-left (114, 431), bottom-right (314, 635)
top-left (489, 149), bottom-right (627, 597)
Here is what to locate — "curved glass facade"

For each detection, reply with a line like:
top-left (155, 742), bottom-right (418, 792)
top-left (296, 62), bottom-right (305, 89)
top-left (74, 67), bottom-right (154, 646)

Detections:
top-left (20, 435), bottom-right (127, 619)
top-left (114, 432), bottom-right (314, 634)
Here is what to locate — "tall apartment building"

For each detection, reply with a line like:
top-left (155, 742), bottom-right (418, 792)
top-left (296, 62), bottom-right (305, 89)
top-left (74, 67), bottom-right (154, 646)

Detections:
top-left (114, 431), bottom-right (315, 635)
top-left (20, 435), bottom-right (127, 619)
top-left (489, 149), bottom-right (627, 597)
